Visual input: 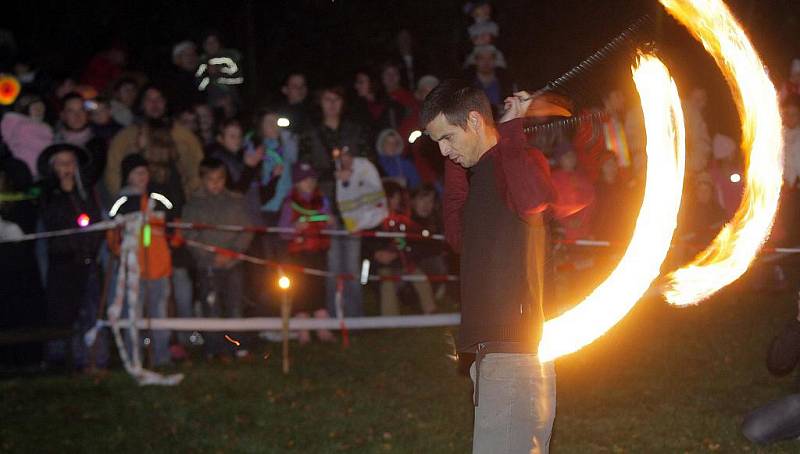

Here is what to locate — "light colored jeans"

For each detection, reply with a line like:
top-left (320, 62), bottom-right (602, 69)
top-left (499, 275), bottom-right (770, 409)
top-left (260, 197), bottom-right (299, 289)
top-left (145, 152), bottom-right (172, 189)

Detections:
top-left (325, 235), bottom-right (363, 317)
top-left (470, 354), bottom-right (556, 454)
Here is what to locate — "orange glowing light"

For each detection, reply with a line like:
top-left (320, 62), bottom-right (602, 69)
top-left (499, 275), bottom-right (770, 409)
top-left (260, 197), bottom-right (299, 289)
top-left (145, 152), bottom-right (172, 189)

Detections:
top-left (661, 0), bottom-right (784, 306)
top-left (538, 53), bottom-right (686, 361)
top-left (0, 75), bottom-right (21, 106)
top-left (278, 275), bottom-right (291, 290)
top-left (224, 334), bottom-right (241, 347)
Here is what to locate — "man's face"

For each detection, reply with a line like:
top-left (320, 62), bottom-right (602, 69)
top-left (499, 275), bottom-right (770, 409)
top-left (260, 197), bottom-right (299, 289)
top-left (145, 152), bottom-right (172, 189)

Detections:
top-left (116, 82), bottom-right (138, 107)
top-left (203, 168), bottom-right (227, 195)
top-left (425, 113), bottom-right (481, 168)
top-left (321, 92), bottom-right (343, 119)
top-left (52, 151), bottom-right (78, 182)
top-left (175, 46), bottom-right (199, 72)
top-left (218, 125), bottom-right (243, 152)
top-left (783, 104), bottom-right (800, 129)
top-left (283, 75), bottom-right (307, 104)
top-left (61, 98), bottom-right (88, 131)
top-left (142, 88), bottom-right (167, 119)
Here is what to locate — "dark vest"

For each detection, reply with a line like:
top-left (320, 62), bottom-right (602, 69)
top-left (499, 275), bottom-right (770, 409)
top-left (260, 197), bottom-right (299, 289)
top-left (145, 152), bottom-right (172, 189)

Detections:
top-left (457, 154), bottom-right (545, 352)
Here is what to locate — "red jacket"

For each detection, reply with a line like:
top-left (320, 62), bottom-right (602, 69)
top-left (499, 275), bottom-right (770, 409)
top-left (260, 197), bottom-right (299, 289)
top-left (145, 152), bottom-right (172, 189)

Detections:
top-left (443, 118), bottom-right (554, 252)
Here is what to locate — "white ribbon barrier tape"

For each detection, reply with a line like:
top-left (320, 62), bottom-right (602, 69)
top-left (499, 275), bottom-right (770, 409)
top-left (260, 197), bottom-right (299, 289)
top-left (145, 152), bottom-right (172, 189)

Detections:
top-left (103, 313), bottom-right (461, 331)
top-left (0, 218), bottom-right (122, 243)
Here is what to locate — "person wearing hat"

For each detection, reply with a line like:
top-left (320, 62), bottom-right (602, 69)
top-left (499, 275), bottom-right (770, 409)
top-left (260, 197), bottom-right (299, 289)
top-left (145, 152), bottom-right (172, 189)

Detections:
top-left (107, 153), bottom-right (174, 367)
top-left (154, 40), bottom-right (203, 114)
top-left (278, 161), bottom-right (335, 344)
top-left (37, 142), bottom-right (107, 371)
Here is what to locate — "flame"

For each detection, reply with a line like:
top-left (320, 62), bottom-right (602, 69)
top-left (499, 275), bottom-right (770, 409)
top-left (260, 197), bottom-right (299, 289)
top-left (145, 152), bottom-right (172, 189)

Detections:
top-left (661, 0), bottom-right (783, 306)
top-left (539, 54), bottom-right (686, 361)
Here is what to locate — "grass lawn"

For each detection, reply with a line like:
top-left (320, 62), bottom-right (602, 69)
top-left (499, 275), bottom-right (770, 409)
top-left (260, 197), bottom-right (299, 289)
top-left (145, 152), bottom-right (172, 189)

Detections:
top-left (2, 282), bottom-right (800, 453)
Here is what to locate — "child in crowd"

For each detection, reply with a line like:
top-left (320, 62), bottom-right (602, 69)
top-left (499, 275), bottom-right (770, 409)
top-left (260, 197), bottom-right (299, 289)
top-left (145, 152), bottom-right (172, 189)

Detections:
top-left (207, 118), bottom-right (264, 195)
top-left (409, 184), bottom-right (448, 300)
top-left (376, 128), bottom-right (421, 190)
top-left (373, 181), bottom-right (436, 315)
top-left (251, 108), bottom-right (299, 226)
top-left (107, 154), bottom-right (173, 367)
top-left (182, 158), bottom-right (253, 361)
top-left (279, 162), bottom-right (335, 344)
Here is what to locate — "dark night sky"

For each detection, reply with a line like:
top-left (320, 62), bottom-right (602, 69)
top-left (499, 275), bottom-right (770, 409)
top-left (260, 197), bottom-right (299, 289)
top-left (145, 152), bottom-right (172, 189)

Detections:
top-left (3, 0), bottom-right (800, 131)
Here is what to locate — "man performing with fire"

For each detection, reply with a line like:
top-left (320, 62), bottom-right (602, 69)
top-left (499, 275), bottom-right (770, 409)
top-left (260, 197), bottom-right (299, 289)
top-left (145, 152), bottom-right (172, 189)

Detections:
top-left (421, 79), bottom-right (570, 453)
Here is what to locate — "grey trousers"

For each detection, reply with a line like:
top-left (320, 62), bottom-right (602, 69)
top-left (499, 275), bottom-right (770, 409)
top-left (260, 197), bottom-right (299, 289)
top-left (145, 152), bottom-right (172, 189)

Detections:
top-left (470, 353), bottom-right (556, 454)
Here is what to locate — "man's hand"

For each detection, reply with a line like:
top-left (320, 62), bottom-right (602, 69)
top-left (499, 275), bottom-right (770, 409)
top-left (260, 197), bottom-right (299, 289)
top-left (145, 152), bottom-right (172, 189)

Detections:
top-left (499, 91), bottom-right (534, 123)
top-left (499, 91), bottom-right (573, 123)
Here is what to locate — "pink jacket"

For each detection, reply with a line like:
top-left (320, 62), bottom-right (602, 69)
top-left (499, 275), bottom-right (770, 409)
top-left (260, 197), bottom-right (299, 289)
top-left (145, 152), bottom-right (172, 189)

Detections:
top-left (1, 112), bottom-right (53, 178)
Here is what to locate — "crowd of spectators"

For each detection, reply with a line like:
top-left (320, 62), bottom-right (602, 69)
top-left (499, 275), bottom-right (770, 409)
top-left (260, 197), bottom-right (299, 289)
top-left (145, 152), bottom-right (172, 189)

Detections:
top-left (2, 4), bottom-right (800, 374)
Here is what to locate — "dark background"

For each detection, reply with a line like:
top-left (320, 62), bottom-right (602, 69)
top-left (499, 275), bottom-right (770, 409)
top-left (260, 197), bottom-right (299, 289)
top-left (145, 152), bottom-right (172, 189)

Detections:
top-left (2, 0), bottom-right (799, 133)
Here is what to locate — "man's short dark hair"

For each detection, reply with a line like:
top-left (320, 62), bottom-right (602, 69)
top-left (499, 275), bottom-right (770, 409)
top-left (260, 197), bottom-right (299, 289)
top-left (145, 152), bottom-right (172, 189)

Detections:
top-left (420, 79), bottom-right (494, 130)
top-left (199, 157), bottom-right (227, 178)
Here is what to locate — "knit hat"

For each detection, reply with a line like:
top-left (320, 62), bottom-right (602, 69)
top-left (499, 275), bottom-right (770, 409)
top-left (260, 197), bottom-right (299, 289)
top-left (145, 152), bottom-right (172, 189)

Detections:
top-left (292, 162), bottom-right (318, 182)
top-left (463, 44), bottom-right (507, 69)
top-left (172, 40), bottom-right (196, 61)
top-left (121, 153), bottom-right (149, 184)
top-left (37, 142), bottom-right (90, 178)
